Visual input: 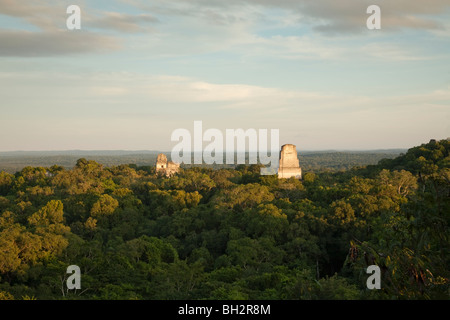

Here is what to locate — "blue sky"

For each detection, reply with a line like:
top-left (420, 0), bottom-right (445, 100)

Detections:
top-left (0, 0), bottom-right (449, 151)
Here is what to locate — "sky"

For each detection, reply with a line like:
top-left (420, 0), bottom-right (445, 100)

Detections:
top-left (0, 0), bottom-right (449, 152)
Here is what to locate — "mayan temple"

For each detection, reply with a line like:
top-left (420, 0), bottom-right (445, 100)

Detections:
top-left (277, 144), bottom-right (302, 179)
top-left (155, 153), bottom-right (180, 177)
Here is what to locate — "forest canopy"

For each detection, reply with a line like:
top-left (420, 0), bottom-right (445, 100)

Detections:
top-left (0, 139), bottom-right (448, 300)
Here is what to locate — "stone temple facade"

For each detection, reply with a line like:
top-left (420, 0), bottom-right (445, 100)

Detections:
top-left (278, 144), bottom-right (302, 179)
top-left (156, 153), bottom-right (180, 177)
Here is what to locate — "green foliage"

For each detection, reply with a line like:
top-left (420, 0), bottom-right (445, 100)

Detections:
top-left (90, 194), bottom-right (119, 217)
top-left (0, 140), bottom-right (448, 300)
top-left (0, 171), bottom-right (14, 195)
top-left (0, 290), bottom-right (14, 300)
top-left (212, 183), bottom-right (274, 210)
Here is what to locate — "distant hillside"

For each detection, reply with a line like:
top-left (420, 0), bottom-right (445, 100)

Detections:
top-left (0, 149), bottom-right (405, 174)
top-left (0, 153), bottom-right (161, 174)
top-left (0, 150), bottom-right (161, 157)
top-left (299, 151), bottom-right (403, 172)
top-left (376, 139), bottom-right (450, 174)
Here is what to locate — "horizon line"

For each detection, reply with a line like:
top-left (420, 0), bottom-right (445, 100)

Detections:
top-left (0, 148), bottom-right (409, 154)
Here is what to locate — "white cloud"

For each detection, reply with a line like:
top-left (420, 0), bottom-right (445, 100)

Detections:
top-left (1, 70), bottom-right (448, 150)
top-left (3, 0), bottom-right (447, 60)
top-left (360, 42), bottom-right (428, 61)
top-left (0, 1), bottom-right (448, 150)
top-left (86, 12), bottom-right (159, 33)
top-left (0, 0), bottom-right (153, 56)
top-left (0, 30), bottom-right (121, 57)
top-left (123, 0), bottom-right (450, 34)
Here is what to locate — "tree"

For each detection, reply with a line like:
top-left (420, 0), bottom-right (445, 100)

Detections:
top-left (378, 169), bottom-right (417, 197)
top-left (27, 200), bottom-right (71, 261)
top-left (244, 204), bottom-right (289, 241)
top-left (329, 200), bottom-right (356, 226)
top-left (163, 170), bottom-right (216, 194)
top-left (28, 200), bottom-right (65, 227)
top-left (0, 171), bottom-right (14, 195)
top-left (90, 194), bottom-right (119, 217)
top-left (212, 183), bottom-right (274, 210)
